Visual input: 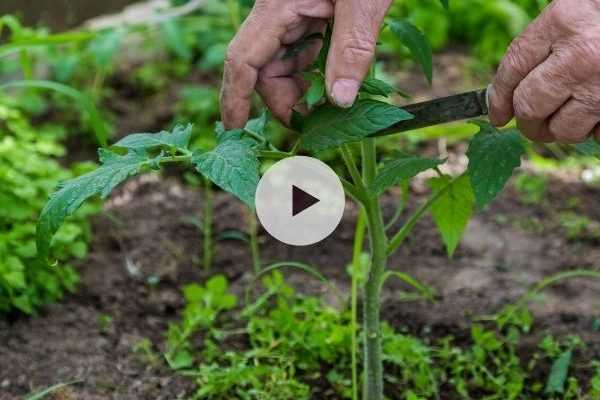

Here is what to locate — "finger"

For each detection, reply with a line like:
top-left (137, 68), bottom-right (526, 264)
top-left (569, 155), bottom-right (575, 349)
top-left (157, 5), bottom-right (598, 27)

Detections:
top-left (489, 12), bottom-right (555, 126)
top-left (258, 23), bottom-right (325, 123)
top-left (595, 125), bottom-right (600, 143)
top-left (325, 0), bottom-right (391, 108)
top-left (548, 98), bottom-right (600, 144)
top-left (516, 120), bottom-right (554, 143)
top-left (512, 53), bottom-right (572, 141)
top-left (260, 19), bottom-right (324, 79)
top-left (257, 77), bottom-right (303, 123)
top-left (221, 1), bottom-right (332, 129)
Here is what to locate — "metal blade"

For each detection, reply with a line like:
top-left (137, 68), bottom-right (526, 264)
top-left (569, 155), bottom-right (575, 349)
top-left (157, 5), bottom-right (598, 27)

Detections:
top-left (371, 88), bottom-right (489, 137)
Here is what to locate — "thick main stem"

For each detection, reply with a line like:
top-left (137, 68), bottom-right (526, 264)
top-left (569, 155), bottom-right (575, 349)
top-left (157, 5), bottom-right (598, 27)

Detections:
top-left (360, 139), bottom-right (388, 400)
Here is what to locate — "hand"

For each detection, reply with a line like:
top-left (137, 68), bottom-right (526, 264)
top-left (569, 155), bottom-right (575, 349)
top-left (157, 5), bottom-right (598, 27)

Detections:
top-left (489, 0), bottom-right (600, 144)
top-left (220, 0), bottom-right (392, 129)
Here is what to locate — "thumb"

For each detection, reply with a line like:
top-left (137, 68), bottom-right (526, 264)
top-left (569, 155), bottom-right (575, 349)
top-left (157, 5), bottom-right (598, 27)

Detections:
top-left (326, 0), bottom-right (391, 108)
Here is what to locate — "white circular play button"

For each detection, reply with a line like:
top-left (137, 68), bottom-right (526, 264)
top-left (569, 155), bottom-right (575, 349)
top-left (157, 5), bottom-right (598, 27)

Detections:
top-left (255, 156), bottom-right (345, 246)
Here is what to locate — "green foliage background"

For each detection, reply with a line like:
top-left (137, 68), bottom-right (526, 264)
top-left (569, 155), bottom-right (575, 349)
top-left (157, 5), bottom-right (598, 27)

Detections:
top-left (0, 96), bottom-right (99, 314)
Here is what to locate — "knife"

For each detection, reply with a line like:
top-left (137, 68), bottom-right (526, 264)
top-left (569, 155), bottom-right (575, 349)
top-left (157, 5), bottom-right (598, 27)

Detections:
top-left (371, 87), bottom-right (489, 137)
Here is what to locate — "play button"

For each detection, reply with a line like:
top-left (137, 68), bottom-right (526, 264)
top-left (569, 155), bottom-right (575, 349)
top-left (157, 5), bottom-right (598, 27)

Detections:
top-left (255, 156), bottom-right (345, 246)
top-left (292, 185), bottom-right (320, 216)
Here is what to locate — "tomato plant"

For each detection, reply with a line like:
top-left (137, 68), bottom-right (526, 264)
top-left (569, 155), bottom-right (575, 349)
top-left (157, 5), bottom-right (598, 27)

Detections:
top-left (33, 5), bottom-right (600, 400)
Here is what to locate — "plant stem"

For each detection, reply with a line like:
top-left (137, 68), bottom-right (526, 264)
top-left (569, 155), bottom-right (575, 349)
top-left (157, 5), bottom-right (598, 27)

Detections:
top-left (202, 178), bottom-right (213, 270)
top-left (248, 210), bottom-right (261, 275)
top-left (360, 139), bottom-right (388, 400)
top-left (351, 208), bottom-right (367, 400)
top-left (386, 177), bottom-right (455, 255)
top-left (340, 145), bottom-right (364, 188)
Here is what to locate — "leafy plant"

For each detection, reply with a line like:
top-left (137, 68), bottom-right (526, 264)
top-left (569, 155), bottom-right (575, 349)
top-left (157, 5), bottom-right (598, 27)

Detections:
top-left (165, 274), bottom-right (237, 369)
top-left (35, 5), bottom-right (599, 399)
top-left (0, 97), bottom-right (98, 314)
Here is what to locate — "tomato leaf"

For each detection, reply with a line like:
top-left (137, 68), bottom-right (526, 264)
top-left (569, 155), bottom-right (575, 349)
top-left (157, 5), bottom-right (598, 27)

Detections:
top-left (244, 110), bottom-right (269, 139)
top-left (466, 121), bottom-right (525, 208)
top-left (545, 351), bottom-right (572, 394)
top-left (574, 137), bottom-right (600, 159)
top-left (373, 151), bottom-right (443, 194)
top-left (360, 78), bottom-right (394, 97)
top-left (37, 149), bottom-right (155, 260)
top-left (112, 124), bottom-right (192, 152)
top-left (192, 139), bottom-right (260, 208)
top-left (428, 175), bottom-right (475, 257)
top-left (303, 72), bottom-right (326, 109)
top-left (389, 20), bottom-right (433, 84)
top-left (300, 100), bottom-right (413, 153)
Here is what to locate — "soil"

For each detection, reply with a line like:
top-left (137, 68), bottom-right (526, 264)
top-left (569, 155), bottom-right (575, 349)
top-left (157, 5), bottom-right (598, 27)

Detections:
top-left (1, 170), bottom-right (599, 400)
top-left (1, 52), bottom-right (599, 399)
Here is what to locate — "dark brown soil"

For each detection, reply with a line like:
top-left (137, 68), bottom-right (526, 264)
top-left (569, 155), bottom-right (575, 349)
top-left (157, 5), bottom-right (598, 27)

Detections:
top-left (1, 170), bottom-right (599, 400)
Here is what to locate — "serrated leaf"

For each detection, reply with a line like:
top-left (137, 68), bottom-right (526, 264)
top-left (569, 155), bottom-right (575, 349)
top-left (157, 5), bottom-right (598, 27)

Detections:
top-left (244, 110), bottom-right (269, 138)
top-left (192, 140), bottom-right (259, 208)
top-left (113, 124), bottom-right (192, 152)
top-left (428, 175), bottom-right (475, 257)
top-left (574, 137), bottom-right (600, 159)
top-left (303, 72), bottom-right (325, 109)
top-left (360, 77), bottom-right (398, 98)
top-left (300, 100), bottom-right (413, 153)
top-left (373, 151), bottom-right (443, 194)
top-left (389, 20), bottom-right (433, 84)
top-left (216, 114), bottom-right (268, 144)
top-left (466, 121), bottom-right (525, 208)
top-left (37, 149), bottom-right (153, 260)
top-left (545, 351), bottom-right (572, 394)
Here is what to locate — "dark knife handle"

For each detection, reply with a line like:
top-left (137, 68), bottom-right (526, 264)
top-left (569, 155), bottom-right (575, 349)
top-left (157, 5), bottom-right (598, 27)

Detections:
top-left (372, 88), bottom-right (489, 137)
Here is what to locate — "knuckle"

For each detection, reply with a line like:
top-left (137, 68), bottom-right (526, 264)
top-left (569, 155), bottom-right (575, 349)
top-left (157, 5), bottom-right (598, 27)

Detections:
top-left (341, 35), bottom-right (376, 66)
top-left (513, 89), bottom-right (541, 121)
top-left (575, 93), bottom-right (600, 113)
top-left (567, 35), bottom-right (600, 73)
top-left (550, 126), bottom-right (586, 144)
top-left (504, 39), bottom-right (533, 77)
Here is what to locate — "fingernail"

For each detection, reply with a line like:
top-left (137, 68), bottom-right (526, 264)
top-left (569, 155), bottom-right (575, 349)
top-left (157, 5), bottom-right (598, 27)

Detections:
top-left (486, 84), bottom-right (493, 113)
top-left (486, 83), bottom-right (500, 126)
top-left (331, 79), bottom-right (360, 108)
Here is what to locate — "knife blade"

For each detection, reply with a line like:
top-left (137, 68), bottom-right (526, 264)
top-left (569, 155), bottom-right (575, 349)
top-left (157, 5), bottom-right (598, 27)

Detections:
top-left (371, 87), bottom-right (489, 137)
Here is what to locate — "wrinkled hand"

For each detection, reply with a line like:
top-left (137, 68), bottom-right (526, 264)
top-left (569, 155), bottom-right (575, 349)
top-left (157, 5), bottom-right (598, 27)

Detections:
top-left (489, 0), bottom-right (600, 144)
top-left (220, 0), bottom-right (392, 129)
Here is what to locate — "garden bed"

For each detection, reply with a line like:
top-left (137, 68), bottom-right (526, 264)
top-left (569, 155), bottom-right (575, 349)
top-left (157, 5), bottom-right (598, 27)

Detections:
top-left (1, 171), bottom-right (598, 399)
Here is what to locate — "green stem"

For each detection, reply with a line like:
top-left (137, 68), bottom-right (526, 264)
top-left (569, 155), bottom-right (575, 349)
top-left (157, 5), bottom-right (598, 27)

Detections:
top-left (513, 270), bottom-right (600, 314)
top-left (384, 183), bottom-right (409, 231)
top-left (340, 145), bottom-right (364, 188)
top-left (248, 210), bottom-right (261, 275)
top-left (360, 140), bottom-right (387, 400)
top-left (387, 177), bottom-right (455, 256)
top-left (202, 178), bottom-right (213, 270)
top-left (351, 208), bottom-right (367, 400)
top-left (362, 139), bottom-right (377, 186)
